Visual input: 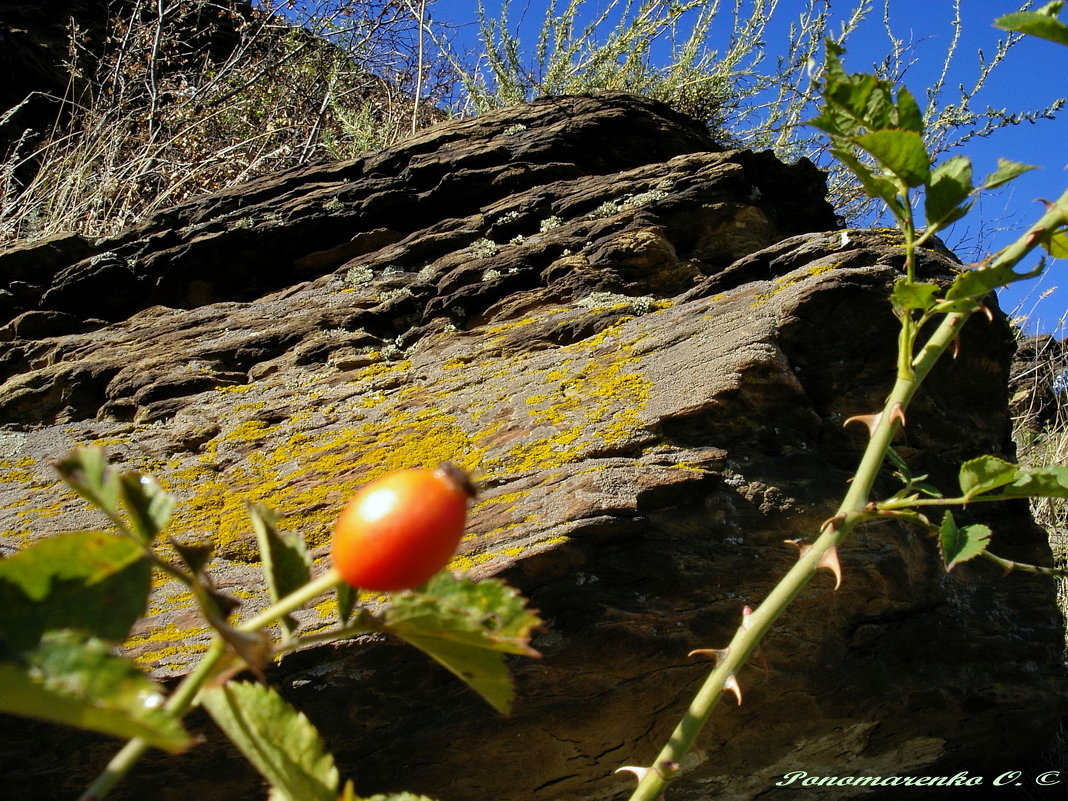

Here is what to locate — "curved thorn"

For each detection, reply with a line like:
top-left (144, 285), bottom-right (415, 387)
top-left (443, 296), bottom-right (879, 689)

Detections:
top-left (818, 546), bottom-right (842, 590)
top-left (689, 647), bottom-right (731, 665)
top-left (979, 302), bottom-right (994, 323)
top-left (615, 766), bottom-right (650, 782)
top-left (952, 334), bottom-right (961, 359)
top-left (724, 673), bottom-right (743, 705)
top-left (819, 513), bottom-right (846, 534)
top-left (843, 412), bottom-right (881, 436)
top-left (889, 402), bottom-right (906, 428)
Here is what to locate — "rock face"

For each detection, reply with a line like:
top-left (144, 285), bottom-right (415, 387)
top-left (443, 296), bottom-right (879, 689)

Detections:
top-left (1, 93), bottom-right (1065, 801)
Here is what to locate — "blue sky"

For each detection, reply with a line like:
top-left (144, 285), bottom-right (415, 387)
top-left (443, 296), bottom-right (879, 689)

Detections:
top-left (426, 0), bottom-right (1068, 335)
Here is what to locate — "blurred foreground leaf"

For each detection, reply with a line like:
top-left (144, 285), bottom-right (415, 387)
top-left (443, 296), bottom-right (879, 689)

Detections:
top-left (119, 471), bottom-right (175, 544)
top-left (249, 503), bottom-right (311, 637)
top-left (54, 448), bottom-right (123, 527)
top-left (0, 631), bottom-right (191, 752)
top-left (0, 530), bottom-right (150, 649)
top-left (996, 2), bottom-right (1068, 47)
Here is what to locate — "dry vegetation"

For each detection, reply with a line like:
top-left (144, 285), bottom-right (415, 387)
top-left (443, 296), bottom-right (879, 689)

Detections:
top-left (0, 0), bottom-right (452, 242)
top-left (2, 0), bottom-right (1062, 246)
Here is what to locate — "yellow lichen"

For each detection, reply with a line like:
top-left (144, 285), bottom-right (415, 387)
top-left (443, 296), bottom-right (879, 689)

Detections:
top-left (807, 262), bottom-right (839, 277)
top-left (126, 621), bottom-right (210, 669)
top-left (0, 297), bottom-right (658, 670)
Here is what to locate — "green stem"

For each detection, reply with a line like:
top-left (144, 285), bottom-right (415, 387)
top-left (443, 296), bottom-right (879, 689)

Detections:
top-left (882, 493), bottom-right (1026, 509)
top-left (273, 612), bottom-right (379, 658)
top-left (237, 567), bottom-right (343, 633)
top-left (627, 358), bottom-right (929, 801)
top-left (982, 550), bottom-right (1068, 578)
top-left (627, 274), bottom-right (971, 801)
top-left (80, 568), bottom-right (345, 800)
top-left (625, 191), bottom-right (1068, 800)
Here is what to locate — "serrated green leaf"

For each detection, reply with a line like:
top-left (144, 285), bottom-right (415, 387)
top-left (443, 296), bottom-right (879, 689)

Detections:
top-left (54, 447), bottom-right (122, 521)
top-left (982, 158), bottom-right (1038, 191)
top-left (1045, 229), bottom-right (1068, 258)
top-left (925, 156), bottom-right (974, 230)
top-left (912, 481), bottom-right (944, 499)
top-left (201, 681), bottom-right (339, 801)
top-left (412, 632), bottom-right (516, 713)
top-left (855, 130), bottom-right (930, 188)
top-left (809, 106), bottom-right (857, 139)
top-left (957, 460), bottom-right (1068, 501)
top-left (0, 631), bottom-right (191, 751)
top-left (811, 42), bottom-right (924, 138)
top-left (999, 465), bottom-right (1068, 499)
top-left (119, 471), bottom-right (175, 544)
top-left (959, 455), bottom-right (1020, 498)
top-left (248, 504), bottom-right (310, 637)
top-left (809, 78), bottom-right (879, 138)
top-left (810, 42), bottom-right (893, 137)
top-left (938, 512), bottom-right (992, 571)
top-left (384, 573), bottom-right (541, 714)
top-left (944, 256), bottom-right (1043, 304)
top-left (891, 279), bottom-right (941, 314)
top-left (822, 39), bottom-right (848, 83)
top-left (885, 448), bottom-right (941, 499)
top-left (996, 3), bottom-right (1068, 47)
top-left (886, 446), bottom-right (911, 478)
top-left (825, 72), bottom-right (894, 132)
top-left (0, 531), bottom-right (151, 650)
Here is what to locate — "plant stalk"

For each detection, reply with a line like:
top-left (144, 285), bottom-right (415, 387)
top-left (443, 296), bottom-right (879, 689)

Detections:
top-left (626, 364), bottom-right (917, 801)
top-left (79, 568), bottom-right (344, 800)
top-left (626, 190), bottom-right (1068, 801)
top-left (626, 297), bottom-right (977, 801)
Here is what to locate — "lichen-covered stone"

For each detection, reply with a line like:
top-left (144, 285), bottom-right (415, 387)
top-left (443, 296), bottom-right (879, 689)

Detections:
top-left (0, 94), bottom-right (1063, 801)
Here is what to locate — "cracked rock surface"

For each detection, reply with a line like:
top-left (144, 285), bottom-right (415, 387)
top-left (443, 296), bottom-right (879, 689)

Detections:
top-left (1, 93), bottom-right (1064, 801)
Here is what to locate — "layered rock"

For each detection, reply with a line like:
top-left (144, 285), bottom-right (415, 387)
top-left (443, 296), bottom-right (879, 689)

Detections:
top-left (0, 93), bottom-right (1064, 801)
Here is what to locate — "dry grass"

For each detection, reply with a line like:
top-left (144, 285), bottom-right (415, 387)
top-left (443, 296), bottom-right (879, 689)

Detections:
top-left (0, 0), bottom-right (450, 244)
